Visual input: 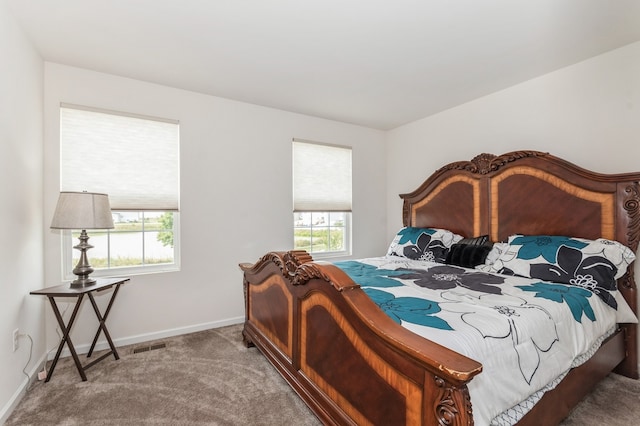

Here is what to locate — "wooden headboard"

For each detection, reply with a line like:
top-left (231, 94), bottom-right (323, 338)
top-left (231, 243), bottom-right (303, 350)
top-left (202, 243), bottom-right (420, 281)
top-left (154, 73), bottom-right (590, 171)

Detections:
top-left (400, 150), bottom-right (640, 376)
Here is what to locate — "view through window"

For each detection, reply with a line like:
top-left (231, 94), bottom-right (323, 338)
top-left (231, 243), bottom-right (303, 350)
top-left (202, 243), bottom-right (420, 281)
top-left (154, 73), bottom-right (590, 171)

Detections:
top-left (293, 212), bottom-right (348, 253)
top-left (70, 211), bottom-right (177, 269)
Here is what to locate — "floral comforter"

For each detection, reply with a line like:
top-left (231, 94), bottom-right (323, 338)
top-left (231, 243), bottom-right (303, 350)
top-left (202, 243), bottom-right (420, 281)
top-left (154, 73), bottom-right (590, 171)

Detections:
top-left (334, 256), bottom-right (628, 425)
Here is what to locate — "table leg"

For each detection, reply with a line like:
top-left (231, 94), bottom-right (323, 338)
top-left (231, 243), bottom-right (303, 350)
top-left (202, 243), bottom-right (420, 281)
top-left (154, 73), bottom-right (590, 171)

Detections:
top-left (86, 284), bottom-right (121, 363)
top-left (46, 295), bottom-right (87, 382)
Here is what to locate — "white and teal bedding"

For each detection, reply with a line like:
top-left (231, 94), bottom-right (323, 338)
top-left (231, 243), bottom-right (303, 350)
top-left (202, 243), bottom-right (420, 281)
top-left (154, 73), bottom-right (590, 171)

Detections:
top-left (333, 255), bottom-right (635, 425)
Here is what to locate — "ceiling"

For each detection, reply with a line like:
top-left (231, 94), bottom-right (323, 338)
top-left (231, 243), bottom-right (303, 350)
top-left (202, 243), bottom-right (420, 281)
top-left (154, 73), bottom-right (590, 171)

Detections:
top-left (6, 0), bottom-right (640, 130)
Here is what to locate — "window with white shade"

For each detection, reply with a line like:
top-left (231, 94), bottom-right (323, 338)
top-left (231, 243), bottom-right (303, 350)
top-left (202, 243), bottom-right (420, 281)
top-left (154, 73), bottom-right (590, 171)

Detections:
top-left (293, 139), bottom-right (352, 257)
top-left (59, 105), bottom-right (180, 277)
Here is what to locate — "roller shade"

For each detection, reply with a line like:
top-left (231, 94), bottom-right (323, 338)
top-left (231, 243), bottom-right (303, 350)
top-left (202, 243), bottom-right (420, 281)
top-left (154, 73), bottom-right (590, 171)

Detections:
top-left (60, 105), bottom-right (180, 211)
top-left (293, 139), bottom-right (352, 212)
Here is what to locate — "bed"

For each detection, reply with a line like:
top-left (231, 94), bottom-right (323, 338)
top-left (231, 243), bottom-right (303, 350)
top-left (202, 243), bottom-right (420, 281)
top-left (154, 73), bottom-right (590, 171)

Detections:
top-left (239, 150), bottom-right (640, 425)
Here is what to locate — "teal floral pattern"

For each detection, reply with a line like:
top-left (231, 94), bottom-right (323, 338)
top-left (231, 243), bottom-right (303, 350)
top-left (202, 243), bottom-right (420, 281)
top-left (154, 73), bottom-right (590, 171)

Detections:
top-left (510, 235), bottom-right (587, 263)
top-left (395, 227), bottom-right (436, 245)
top-left (488, 235), bottom-right (636, 313)
top-left (529, 246), bottom-right (618, 310)
top-left (517, 282), bottom-right (595, 322)
top-left (363, 288), bottom-right (452, 330)
top-left (334, 261), bottom-right (404, 288)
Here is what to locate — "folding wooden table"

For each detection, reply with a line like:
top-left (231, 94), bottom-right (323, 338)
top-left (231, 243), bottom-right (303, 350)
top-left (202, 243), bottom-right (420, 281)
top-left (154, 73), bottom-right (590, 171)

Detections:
top-left (30, 277), bottom-right (130, 382)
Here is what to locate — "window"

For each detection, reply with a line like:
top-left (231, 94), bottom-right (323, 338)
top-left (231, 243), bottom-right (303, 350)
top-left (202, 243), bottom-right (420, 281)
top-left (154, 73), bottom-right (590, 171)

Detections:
top-left (292, 139), bottom-right (352, 257)
top-left (59, 105), bottom-right (180, 277)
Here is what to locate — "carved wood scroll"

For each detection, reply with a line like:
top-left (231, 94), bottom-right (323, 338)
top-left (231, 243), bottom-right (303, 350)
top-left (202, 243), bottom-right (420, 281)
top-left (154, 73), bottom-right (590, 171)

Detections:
top-left (256, 250), bottom-right (313, 282)
top-left (622, 181), bottom-right (640, 292)
top-left (437, 150), bottom-right (548, 175)
top-left (625, 182), bottom-right (640, 252)
top-left (434, 375), bottom-right (474, 426)
top-left (244, 250), bottom-right (359, 291)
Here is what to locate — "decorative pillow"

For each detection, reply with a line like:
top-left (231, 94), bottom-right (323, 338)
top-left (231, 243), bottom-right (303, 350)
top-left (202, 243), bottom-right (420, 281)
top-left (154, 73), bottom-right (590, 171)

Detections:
top-left (445, 235), bottom-right (494, 268)
top-left (614, 291), bottom-right (639, 324)
top-left (459, 235), bottom-right (490, 246)
top-left (489, 234), bottom-right (636, 310)
top-left (476, 242), bottom-right (509, 272)
top-left (387, 227), bottom-right (463, 263)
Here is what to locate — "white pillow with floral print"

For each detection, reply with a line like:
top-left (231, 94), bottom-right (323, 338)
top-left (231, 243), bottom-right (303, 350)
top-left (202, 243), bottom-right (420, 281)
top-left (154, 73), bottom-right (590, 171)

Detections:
top-left (387, 227), bottom-right (463, 263)
top-left (488, 234), bottom-right (636, 311)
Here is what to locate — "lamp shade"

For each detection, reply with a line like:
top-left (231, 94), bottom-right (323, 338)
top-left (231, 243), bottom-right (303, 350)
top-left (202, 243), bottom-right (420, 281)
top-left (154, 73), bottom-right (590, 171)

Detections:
top-left (50, 191), bottom-right (114, 230)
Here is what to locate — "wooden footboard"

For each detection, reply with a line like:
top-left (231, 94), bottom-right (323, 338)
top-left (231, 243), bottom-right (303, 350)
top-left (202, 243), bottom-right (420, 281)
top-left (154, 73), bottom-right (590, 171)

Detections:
top-left (241, 250), bottom-right (483, 426)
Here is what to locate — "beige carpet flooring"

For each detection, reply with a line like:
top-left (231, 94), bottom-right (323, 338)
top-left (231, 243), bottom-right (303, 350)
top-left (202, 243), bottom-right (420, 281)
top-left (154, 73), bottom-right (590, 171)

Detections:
top-left (5, 324), bottom-right (640, 425)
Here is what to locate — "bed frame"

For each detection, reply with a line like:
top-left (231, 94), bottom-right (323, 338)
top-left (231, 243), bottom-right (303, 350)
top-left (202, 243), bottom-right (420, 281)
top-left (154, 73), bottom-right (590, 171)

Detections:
top-left (240, 150), bottom-right (640, 425)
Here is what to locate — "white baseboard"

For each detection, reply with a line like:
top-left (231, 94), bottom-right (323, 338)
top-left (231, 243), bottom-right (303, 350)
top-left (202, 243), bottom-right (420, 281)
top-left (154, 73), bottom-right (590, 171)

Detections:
top-left (1, 318), bottom-right (244, 423)
top-left (0, 353), bottom-right (48, 425)
top-left (49, 316), bottom-right (245, 359)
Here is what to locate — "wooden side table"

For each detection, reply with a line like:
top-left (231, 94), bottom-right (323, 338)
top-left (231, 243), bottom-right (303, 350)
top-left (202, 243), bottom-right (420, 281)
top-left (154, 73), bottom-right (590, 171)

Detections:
top-left (30, 277), bottom-right (130, 382)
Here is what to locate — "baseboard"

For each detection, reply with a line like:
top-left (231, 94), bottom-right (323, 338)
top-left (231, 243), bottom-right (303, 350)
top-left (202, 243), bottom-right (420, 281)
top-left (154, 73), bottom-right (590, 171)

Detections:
top-left (1, 318), bottom-right (244, 423)
top-left (49, 316), bottom-right (245, 359)
top-left (0, 353), bottom-right (48, 424)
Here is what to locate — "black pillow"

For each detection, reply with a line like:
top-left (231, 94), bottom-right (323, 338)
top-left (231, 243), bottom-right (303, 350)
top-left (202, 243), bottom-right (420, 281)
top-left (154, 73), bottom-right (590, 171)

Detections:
top-left (458, 235), bottom-right (490, 246)
top-left (445, 235), bottom-right (493, 268)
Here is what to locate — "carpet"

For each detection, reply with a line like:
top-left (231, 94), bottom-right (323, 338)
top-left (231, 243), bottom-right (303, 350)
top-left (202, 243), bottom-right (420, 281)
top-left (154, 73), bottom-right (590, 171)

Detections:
top-left (5, 324), bottom-right (640, 425)
top-left (6, 325), bottom-right (319, 425)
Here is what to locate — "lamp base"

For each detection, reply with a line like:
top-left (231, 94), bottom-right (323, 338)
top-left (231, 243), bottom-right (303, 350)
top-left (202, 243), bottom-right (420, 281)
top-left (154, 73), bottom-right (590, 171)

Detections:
top-left (70, 277), bottom-right (97, 288)
top-left (71, 229), bottom-right (97, 288)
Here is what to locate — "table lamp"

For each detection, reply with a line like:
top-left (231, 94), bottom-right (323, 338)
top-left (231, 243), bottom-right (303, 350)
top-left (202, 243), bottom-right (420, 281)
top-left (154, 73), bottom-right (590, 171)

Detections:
top-left (50, 191), bottom-right (115, 288)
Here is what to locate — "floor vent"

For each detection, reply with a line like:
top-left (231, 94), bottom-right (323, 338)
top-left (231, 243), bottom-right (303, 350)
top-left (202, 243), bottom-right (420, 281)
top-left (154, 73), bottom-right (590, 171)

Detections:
top-left (133, 342), bottom-right (166, 354)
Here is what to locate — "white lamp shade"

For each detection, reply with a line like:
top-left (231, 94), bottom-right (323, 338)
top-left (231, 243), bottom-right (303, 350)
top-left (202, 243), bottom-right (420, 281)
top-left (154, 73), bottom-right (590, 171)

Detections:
top-left (50, 192), bottom-right (115, 230)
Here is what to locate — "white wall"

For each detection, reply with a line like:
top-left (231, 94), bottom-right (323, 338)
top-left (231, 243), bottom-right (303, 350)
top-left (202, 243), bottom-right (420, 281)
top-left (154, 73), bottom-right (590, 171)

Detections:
top-left (0, 2), bottom-right (45, 422)
top-left (42, 63), bottom-right (388, 353)
top-left (386, 41), bottom-right (640, 236)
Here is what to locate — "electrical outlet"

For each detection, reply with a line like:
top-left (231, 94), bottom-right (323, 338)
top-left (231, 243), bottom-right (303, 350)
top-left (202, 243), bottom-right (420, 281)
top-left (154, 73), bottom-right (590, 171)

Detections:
top-left (12, 328), bottom-right (19, 352)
